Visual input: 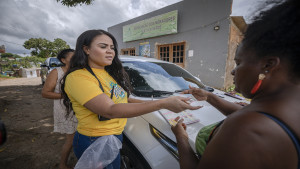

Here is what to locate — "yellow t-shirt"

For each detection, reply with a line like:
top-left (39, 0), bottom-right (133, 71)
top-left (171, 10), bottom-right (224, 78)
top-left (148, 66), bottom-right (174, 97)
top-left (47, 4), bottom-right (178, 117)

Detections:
top-left (65, 68), bottom-right (128, 137)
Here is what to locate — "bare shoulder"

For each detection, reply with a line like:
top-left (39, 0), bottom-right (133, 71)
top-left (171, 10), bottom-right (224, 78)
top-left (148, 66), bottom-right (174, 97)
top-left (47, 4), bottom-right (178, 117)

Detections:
top-left (197, 110), bottom-right (298, 169)
top-left (47, 69), bottom-right (58, 78)
top-left (44, 69), bottom-right (58, 85)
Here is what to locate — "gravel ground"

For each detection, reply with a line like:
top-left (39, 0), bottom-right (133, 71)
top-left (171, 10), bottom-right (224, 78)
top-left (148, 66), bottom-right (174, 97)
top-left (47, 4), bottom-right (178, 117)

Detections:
top-left (0, 77), bottom-right (77, 169)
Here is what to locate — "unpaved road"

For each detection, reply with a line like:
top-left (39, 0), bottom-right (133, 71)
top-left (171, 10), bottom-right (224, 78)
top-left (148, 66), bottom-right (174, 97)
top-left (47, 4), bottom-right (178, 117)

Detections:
top-left (0, 77), bottom-right (77, 169)
top-left (0, 77), bottom-right (42, 87)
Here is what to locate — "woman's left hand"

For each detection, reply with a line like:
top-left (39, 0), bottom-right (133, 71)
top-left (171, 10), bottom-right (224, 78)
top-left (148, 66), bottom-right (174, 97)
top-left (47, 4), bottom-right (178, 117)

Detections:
top-left (171, 116), bottom-right (188, 139)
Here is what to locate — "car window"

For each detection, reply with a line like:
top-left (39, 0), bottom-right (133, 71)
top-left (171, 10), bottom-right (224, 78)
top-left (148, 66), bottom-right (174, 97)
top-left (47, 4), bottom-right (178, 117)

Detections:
top-left (49, 58), bottom-right (63, 67)
top-left (122, 61), bottom-right (205, 97)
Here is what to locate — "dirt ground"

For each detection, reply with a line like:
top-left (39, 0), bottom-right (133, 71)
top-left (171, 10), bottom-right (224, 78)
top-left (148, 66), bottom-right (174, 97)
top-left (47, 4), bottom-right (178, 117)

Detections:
top-left (0, 77), bottom-right (77, 169)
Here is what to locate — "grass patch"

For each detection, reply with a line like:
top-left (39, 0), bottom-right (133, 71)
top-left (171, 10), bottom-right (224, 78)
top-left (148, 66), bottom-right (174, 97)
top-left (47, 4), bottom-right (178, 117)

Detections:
top-left (0, 74), bottom-right (15, 79)
top-left (225, 85), bottom-right (235, 92)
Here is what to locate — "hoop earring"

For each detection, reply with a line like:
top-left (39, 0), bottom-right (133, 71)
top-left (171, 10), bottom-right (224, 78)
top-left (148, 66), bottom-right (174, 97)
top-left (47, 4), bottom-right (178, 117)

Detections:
top-left (250, 73), bottom-right (266, 95)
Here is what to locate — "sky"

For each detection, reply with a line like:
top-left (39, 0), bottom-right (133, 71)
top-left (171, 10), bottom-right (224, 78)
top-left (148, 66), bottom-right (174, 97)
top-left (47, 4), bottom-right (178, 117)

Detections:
top-left (0, 0), bottom-right (264, 56)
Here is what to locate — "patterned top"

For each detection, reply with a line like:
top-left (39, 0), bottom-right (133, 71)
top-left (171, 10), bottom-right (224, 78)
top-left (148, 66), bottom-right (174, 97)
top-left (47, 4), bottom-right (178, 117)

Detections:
top-left (53, 67), bottom-right (77, 134)
top-left (195, 121), bottom-right (223, 157)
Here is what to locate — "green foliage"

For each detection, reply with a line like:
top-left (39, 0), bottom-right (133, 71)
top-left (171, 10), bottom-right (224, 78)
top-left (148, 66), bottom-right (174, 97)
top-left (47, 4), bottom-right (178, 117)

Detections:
top-left (51, 38), bottom-right (71, 56)
top-left (1, 53), bottom-right (13, 58)
top-left (56, 0), bottom-right (94, 7)
top-left (0, 56), bottom-right (46, 72)
top-left (23, 56), bottom-right (46, 66)
top-left (23, 38), bottom-right (45, 56)
top-left (23, 38), bottom-right (70, 58)
top-left (1, 53), bottom-right (22, 58)
top-left (225, 85), bottom-right (235, 92)
top-left (0, 74), bottom-right (15, 79)
top-left (13, 54), bottom-right (22, 58)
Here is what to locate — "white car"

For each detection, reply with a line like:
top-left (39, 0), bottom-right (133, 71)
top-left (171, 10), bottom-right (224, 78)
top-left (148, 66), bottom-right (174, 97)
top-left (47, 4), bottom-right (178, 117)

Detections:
top-left (40, 57), bottom-right (64, 85)
top-left (120, 56), bottom-right (247, 169)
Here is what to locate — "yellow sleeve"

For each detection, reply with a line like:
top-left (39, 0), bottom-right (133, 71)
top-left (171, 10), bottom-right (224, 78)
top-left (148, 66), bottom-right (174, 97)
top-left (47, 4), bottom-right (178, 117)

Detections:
top-left (65, 70), bottom-right (103, 105)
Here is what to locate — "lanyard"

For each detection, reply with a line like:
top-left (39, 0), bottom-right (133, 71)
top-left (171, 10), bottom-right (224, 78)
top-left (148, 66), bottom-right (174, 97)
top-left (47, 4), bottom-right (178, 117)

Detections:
top-left (86, 66), bottom-right (112, 121)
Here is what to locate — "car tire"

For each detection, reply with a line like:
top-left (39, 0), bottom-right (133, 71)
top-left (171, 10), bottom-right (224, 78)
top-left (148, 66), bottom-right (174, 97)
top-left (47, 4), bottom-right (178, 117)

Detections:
top-left (121, 136), bottom-right (151, 169)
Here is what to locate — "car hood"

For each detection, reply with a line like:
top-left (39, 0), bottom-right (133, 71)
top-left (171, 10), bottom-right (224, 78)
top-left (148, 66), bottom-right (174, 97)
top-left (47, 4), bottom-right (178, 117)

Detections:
top-left (130, 89), bottom-right (249, 151)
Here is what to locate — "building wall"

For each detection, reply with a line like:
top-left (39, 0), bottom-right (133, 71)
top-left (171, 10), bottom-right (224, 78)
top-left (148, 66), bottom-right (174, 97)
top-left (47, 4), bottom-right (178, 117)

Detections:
top-left (224, 22), bottom-right (240, 90)
top-left (19, 68), bottom-right (38, 78)
top-left (0, 45), bottom-right (5, 54)
top-left (224, 18), bottom-right (246, 90)
top-left (108, 0), bottom-right (233, 89)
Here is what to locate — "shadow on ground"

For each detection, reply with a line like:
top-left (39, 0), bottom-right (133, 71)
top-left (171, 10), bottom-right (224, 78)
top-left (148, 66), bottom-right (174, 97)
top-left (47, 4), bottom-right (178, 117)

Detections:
top-left (0, 85), bottom-right (77, 169)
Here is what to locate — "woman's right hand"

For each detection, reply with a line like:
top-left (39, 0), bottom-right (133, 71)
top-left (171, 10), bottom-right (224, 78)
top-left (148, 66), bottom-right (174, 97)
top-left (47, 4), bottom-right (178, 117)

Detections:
top-left (161, 96), bottom-right (202, 113)
top-left (182, 86), bottom-right (210, 101)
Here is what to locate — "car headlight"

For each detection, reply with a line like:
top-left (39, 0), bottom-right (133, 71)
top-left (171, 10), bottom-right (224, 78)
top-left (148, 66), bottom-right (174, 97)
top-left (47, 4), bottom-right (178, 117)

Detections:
top-left (149, 124), bottom-right (179, 160)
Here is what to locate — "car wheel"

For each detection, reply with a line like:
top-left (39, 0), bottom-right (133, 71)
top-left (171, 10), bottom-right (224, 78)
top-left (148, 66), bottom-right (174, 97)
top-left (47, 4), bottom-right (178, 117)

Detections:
top-left (121, 136), bottom-right (151, 169)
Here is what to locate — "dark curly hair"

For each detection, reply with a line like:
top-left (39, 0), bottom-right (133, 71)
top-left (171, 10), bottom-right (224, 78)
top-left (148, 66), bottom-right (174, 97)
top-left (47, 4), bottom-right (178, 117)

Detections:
top-left (242, 0), bottom-right (300, 79)
top-left (57, 48), bottom-right (74, 65)
top-left (61, 29), bottom-right (132, 116)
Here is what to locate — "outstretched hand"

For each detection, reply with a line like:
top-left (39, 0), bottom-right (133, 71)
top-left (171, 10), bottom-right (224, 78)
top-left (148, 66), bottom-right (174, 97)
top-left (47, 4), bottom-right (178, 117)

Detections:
top-left (182, 86), bottom-right (209, 101)
top-left (163, 96), bottom-right (202, 113)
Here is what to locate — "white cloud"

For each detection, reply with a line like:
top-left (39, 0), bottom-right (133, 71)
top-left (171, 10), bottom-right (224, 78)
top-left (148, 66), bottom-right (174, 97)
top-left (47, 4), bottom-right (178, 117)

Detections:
top-left (0, 0), bottom-right (265, 55)
top-left (0, 0), bottom-right (183, 54)
top-left (231, 0), bottom-right (266, 23)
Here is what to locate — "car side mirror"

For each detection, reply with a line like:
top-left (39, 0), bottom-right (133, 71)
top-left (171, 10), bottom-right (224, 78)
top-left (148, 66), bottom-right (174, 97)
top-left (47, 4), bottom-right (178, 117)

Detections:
top-left (50, 63), bottom-right (59, 67)
top-left (203, 86), bottom-right (214, 92)
top-left (184, 77), bottom-right (206, 88)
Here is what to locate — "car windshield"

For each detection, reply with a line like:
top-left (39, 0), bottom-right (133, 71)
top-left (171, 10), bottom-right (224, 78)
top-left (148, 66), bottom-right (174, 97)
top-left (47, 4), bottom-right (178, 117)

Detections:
top-left (122, 61), bottom-right (205, 97)
top-left (49, 58), bottom-right (63, 67)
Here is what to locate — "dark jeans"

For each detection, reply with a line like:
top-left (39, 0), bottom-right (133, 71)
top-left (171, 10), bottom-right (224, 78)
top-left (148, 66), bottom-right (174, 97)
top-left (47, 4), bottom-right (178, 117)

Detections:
top-left (73, 131), bottom-right (123, 169)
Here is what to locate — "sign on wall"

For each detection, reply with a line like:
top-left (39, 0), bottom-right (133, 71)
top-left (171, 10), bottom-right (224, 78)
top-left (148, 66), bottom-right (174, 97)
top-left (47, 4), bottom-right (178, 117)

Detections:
top-left (139, 42), bottom-right (150, 57)
top-left (123, 10), bottom-right (178, 42)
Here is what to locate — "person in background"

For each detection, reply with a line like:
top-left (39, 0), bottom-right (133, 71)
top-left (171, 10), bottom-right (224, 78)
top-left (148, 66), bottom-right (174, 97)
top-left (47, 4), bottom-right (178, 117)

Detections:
top-left (171, 0), bottom-right (300, 168)
top-left (60, 29), bottom-right (201, 169)
top-left (42, 49), bottom-right (77, 169)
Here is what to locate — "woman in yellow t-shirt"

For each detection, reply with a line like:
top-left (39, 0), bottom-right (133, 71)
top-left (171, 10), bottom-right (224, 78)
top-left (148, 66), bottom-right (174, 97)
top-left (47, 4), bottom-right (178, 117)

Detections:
top-left (61, 29), bottom-right (200, 168)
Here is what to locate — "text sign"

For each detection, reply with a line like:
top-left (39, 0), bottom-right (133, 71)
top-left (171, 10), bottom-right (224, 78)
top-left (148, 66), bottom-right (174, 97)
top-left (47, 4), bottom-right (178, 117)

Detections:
top-left (123, 10), bottom-right (178, 42)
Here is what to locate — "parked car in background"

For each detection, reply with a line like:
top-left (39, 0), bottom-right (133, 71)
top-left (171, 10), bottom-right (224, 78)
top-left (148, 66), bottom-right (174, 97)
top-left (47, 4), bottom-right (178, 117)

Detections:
top-left (40, 57), bottom-right (63, 85)
top-left (119, 56), bottom-right (248, 169)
